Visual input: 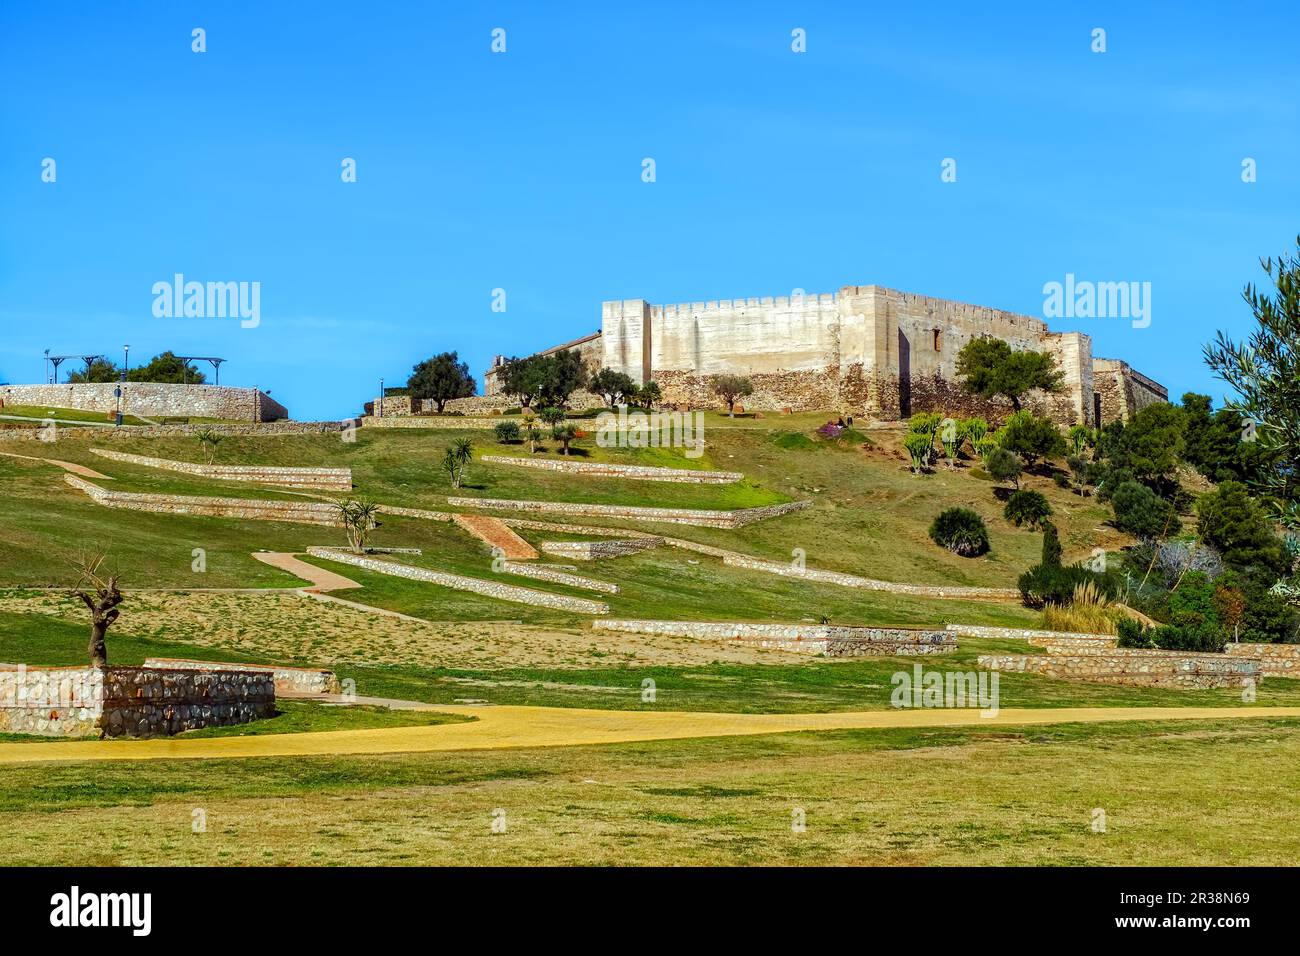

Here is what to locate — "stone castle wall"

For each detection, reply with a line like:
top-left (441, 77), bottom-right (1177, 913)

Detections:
top-left (1092, 358), bottom-right (1170, 425)
top-left (487, 283), bottom-right (1164, 426)
top-left (0, 383), bottom-right (289, 422)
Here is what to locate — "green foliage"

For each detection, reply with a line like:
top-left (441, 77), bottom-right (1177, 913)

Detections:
top-left (337, 498), bottom-right (380, 553)
top-left (550, 421), bottom-right (579, 455)
top-left (638, 380), bottom-right (662, 408)
top-left (496, 355), bottom-right (548, 408)
top-left (493, 420), bottom-right (520, 443)
top-left (902, 433), bottom-right (934, 475)
top-left (534, 349), bottom-right (589, 408)
top-left (1167, 571), bottom-right (1219, 629)
top-left (997, 410), bottom-right (1067, 464)
top-left (1112, 480), bottom-right (1176, 539)
top-left (772, 432), bottom-right (819, 451)
top-left (1180, 392), bottom-right (1270, 487)
top-left (908, 412), bottom-right (943, 441)
top-left (1004, 490), bottom-right (1053, 529)
top-left (1067, 424), bottom-right (1094, 454)
top-left (194, 426), bottom-right (223, 465)
top-left (1115, 617), bottom-right (1225, 653)
top-left (1017, 521), bottom-right (1119, 608)
top-left (589, 368), bottom-right (637, 406)
top-left (928, 507), bottom-right (989, 557)
top-left (955, 337), bottom-right (1064, 411)
top-left (985, 446), bottom-right (1022, 489)
top-left (538, 406), bottom-right (566, 425)
top-left (959, 417), bottom-right (990, 448)
top-left (1203, 238), bottom-right (1300, 527)
top-left (1110, 402), bottom-right (1186, 489)
top-left (1196, 481), bottom-right (1288, 575)
top-left (66, 358), bottom-right (122, 383)
top-left (408, 352), bottom-right (475, 413)
top-left (711, 375), bottom-right (754, 416)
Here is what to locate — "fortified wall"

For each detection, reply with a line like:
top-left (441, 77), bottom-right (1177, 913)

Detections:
top-left (0, 382), bottom-right (289, 422)
top-left (484, 284), bottom-right (1166, 426)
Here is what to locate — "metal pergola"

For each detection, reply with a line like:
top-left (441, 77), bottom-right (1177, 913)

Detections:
top-left (173, 356), bottom-right (227, 385)
top-left (45, 354), bottom-right (105, 384)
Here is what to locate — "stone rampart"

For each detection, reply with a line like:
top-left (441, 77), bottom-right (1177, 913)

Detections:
top-left (0, 383), bottom-right (288, 421)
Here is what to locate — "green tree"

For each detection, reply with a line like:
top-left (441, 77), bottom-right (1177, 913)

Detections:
top-left (985, 446), bottom-right (1023, 490)
top-left (1180, 392), bottom-right (1270, 486)
top-left (1204, 238), bottom-right (1300, 527)
top-left (497, 356), bottom-right (547, 408)
top-left (337, 499), bottom-right (380, 553)
top-left (408, 352), bottom-right (475, 413)
top-left (126, 351), bottom-right (205, 384)
top-left (955, 337), bottom-right (1064, 411)
top-left (637, 380), bottom-right (662, 409)
top-left (1111, 480), bottom-right (1176, 539)
top-left (902, 433), bottom-right (933, 475)
top-left (536, 349), bottom-right (589, 408)
top-left (589, 368), bottom-right (637, 407)
top-left (551, 421), bottom-right (578, 455)
top-left (1196, 480), bottom-right (1288, 575)
top-left (1112, 402), bottom-right (1186, 492)
top-left (997, 410), bottom-right (1067, 465)
top-left (712, 374), bottom-right (754, 417)
top-left (67, 358), bottom-right (122, 383)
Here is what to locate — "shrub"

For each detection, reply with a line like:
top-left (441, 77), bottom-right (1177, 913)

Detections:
top-left (1042, 581), bottom-right (1121, 635)
top-left (1067, 424), bottom-right (1094, 455)
top-left (1167, 571), bottom-right (1219, 629)
top-left (908, 412), bottom-right (943, 441)
top-left (929, 507), bottom-right (990, 557)
top-left (998, 410), bottom-right (1067, 464)
top-left (985, 447), bottom-right (1023, 489)
top-left (1018, 522), bottom-right (1119, 607)
top-left (493, 420), bottom-right (520, 443)
top-left (1004, 490), bottom-right (1053, 529)
top-left (1112, 480), bottom-right (1176, 539)
top-left (1116, 617), bottom-right (1225, 653)
top-left (1196, 480), bottom-right (1288, 575)
top-left (959, 417), bottom-right (990, 450)
top-left (1151, 539), bottom-right (1225, 589)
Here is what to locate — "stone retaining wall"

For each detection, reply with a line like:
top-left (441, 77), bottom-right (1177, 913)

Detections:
top-left (0, 664), bottom-right (275, 737)
top-left (540, 538), bottom-right (664, 561)
top-left (306, 547), bottom-right (609, 614)
top-left (142, 658), bottom-right (340, 695)
top-left (447, 495), bottom-right (810, 529)
top-left (362, 415), bottom-right (499, 430)
top-left (945, 624), bottom-right (1116, 643)
top-left (658, 539), bottom-right (1019, 601)
top-left (977, 652), bottom-right (1259, 689)
top-left (89, 448), bottom-right (352, 491)
top-left (65, 474), bottom-right (341, 525)
top-left (499, 561), bottom-right (619, 594)
top-left (480, 455), bottom-right (743, 484)
top-left (1224, 642), bottom-right (1300, 676)
top-left (593, 619), bottom-right (956, 657)
top-left (0, 420), bottom-right (352, 444)
top-left (1, 382), bottom-right (289, 421)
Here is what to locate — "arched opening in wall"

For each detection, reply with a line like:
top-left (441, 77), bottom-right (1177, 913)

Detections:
top-left (932, 328), bottom-right (941, 352)
top-left (898, 329), bottom-right (911, 417)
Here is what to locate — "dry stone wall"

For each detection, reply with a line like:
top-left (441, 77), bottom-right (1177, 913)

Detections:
top-left (65, 474), bottom-right (341, 525)
top-left (0, 663), bottom-right (275, 737)
top-left (447, 495), bottom-right (810, 529)
top-left (977, 652), bottom-right (1258, 689)
top-left (1224, 643), bottom-right (1300, 677)
top-left (540, 537), bottom-right (664, 560)
top-left (480, 455), bottom-right (743, 484)
top-left (305, 547), bottom-right (609, 614)
top-left (945, 624), bottom-right (1115, 643)
top-left (1, 383), bottom-right (288, 421)
top-left (362, 415), bottom-right (498, 430)
top-left (499, 561), bottom-right (619, 594)
top-left (0, 420), bottom-right (351, 444)
top-left (594, 619), bottom-right (956, 657)
top-left (89, 448), bottom-right (352, 490)
top-left (142, 658), bottom-right (340, 695)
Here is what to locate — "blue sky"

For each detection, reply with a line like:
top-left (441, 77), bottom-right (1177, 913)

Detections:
top-left (1, 1), bottom-right (1296, 420)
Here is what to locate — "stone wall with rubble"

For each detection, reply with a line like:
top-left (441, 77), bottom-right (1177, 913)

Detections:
top-left (479, 455), bottom-right (742, 484)
top-left (593, 619), bottom-right (956, 656)
top-left (0, 420), bottom-right (350, 444)
top-left (0, 663), bottom-right (275, 737)
top-left (89, 448), bottom-right (352, 490)
top-left (0, 383), bottom-right (289, 421)
top-left (540, 537), bottom-right (664, 560)
top-left (143, 658), bottom-right (340, 695)
top-left (65, 474), bottom-right (342, 525)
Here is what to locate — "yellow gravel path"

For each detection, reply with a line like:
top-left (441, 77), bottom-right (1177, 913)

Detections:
top-left (2, 704), bottom-right (1298, 765)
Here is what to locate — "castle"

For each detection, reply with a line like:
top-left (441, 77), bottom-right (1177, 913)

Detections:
top-left (485, 284), bottom-right (1166, 426)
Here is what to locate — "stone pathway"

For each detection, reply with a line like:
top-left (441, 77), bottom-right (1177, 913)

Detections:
top-left (1, 704), bottom-right (1297, 764)
top-left (252, 552), bottom-right (361, 593)
top-left (452, 513), bottom-right (539, 559)
top-left (0, 451), bottom-right (113, 479)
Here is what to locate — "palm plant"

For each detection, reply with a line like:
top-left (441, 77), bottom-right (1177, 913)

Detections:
top-left (337, 498), bottom-right (380, 553)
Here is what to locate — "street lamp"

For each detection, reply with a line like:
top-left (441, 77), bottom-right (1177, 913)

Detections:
top-left (117, 344), bottom-right (128, 426)
top-left (123, 344), bottom-right (130, 376)
top-left (379, 378), bottom-right (384, 418)
top-left (44, 349), bottom-right (50, 384)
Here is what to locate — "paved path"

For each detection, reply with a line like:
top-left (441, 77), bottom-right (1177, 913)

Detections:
top-left (2, 704), bottom-right (1297, 765)
top-left (452, 513), bottom-right (539, 559)
top-left (0, 451), bottom-right (113, 479)
top-left (251, 552), bottom-right (361, 592)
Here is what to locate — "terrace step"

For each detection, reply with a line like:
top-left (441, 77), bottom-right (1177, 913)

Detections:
top-left (452, 513), bottom-right (539, 560)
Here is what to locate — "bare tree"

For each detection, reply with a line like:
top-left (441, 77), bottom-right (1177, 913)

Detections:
top-left (70, 552), bottom-right (123, 669)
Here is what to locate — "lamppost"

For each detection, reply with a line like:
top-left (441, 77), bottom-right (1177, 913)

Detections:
top-left (44, 349), bottom-right (50, 384)
top-left (123, 344), bottom-right (130, 376)
top-left (379, 378), bottom-right (384, 418)
top-left (116, 344), bottom-right (129, 426)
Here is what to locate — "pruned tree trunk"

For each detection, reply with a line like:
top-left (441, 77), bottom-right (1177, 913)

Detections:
top-left (72, 553), bottom-right (123, 670)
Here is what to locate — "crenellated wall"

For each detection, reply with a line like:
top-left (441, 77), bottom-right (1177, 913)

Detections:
top-left (486, 283), bottom-right (1163, 425)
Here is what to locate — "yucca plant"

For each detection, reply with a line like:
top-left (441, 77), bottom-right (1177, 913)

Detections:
top-left (338, 498), bottom-right (380, 553)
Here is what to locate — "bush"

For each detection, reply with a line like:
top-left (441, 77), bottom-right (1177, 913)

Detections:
top-left (902, 433), bottom-right (934, 474)
top-left (1004, 490), bottom-right (1053, 529)
top-left (929, 507), bottom-right (990, 557)
top-left (1018, 522), bottom-right (1119, 607)
top-left (1116, 617), bottom-right (1225, 653)
top-left (1111, 480), bottom-right (1176, 539)
top-left (1042, 581), bottom-right (1121, 634)
top-left (493, 420), bottom-right (521, 443)
top-left (1167, 571), bottom-right (1219, 629)
top-left (1196, 480), bottom-right (1289, 575)
top-left (998, 410), bottom-right (1067, 464)
top-left (985, 447), bottom-right (1023, 489)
